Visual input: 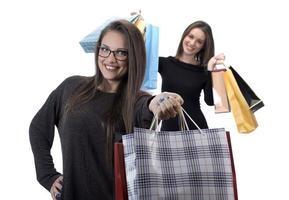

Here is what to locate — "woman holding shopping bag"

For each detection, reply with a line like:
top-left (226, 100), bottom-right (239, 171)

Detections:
top-left (29, 20), bottom-right (183, 200)
top-left (159, 20), bottom-right (225, 130)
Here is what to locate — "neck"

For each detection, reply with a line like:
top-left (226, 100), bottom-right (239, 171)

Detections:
top-left (98, 80), bottom-right (119, 93)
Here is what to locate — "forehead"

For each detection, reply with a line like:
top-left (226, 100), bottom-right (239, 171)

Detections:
top-left (187, 28), bottom-right (206, 40)
top-left (101, 30), bottom-right (127, 49)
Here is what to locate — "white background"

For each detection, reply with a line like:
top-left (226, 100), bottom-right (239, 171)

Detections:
top-left (1, 0), bottom-right (288, 199)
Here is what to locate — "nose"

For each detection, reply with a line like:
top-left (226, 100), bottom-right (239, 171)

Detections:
top-left (106, 51), bottom-right (117, 62)
top-left (189, 39), bottom-right (196, 47)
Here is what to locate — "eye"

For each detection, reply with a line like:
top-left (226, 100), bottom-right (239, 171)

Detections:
top-left (115, 50), bottom-right (128, 57)
top-left (197, 40), bottom-right (204, 46)
top-left (99, 46), bottom-right (110, 52)
top-left (188, 34), bottom-right (194, 39)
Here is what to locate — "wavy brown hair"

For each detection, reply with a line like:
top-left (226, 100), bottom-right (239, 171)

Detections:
top-left (67, 20), bottom-right (146, 163)
top-left (176, 20), bottom-right (215, 67)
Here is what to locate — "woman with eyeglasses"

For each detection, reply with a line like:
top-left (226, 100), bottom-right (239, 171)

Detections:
top-left (29, 20), bottom-right (183, 200)
top-left (159, 21), bottom-right (225, 131)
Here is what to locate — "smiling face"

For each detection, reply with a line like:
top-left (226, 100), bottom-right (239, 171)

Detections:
top-left (182, 28), bottom-right (206, 57)
top-left (97, 30), bottom-right (128, 92)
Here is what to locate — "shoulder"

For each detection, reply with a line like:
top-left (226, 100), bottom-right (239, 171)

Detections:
top-left (159, 56), bottom-right (179, 65)
top-left (159, 56), bottom-right (175, 72)
top-left (56, 75), bottom-right (89, 91)
top-left (53, 75), bottom-right (90, 99)
top-left (60, 75), bottom-right (88, 87)
top-left (159, 56), bottom-right (172, 62)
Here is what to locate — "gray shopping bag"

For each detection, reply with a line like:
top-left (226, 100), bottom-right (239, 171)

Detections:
top-left (122, 110), bottom-right (238, 200)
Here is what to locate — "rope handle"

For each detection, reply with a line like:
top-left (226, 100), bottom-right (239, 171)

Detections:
top-left (211, 61), bottom-right (230, 72)
top-left (149, 107), bottom-right (204, 134)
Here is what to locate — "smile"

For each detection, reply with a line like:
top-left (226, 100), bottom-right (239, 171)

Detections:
top-left (105, 65), bottom-right (118, 70)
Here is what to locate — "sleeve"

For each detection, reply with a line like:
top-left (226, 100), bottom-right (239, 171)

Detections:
top-left (134, 92), bottom-right (154, 129)
top-left (158, 57), bottom-right (164, 73)
top-left (203, 71), bottom-right (214, 106)
top-left (29, 88), bottom-right (63, 191)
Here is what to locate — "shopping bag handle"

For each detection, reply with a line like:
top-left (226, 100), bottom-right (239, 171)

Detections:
top-left (149, 107), bottom-right (204, 134)
top-left (211, 61), bottom-right (230, 72)
top-left (181, 107), bottom-right (203, 133)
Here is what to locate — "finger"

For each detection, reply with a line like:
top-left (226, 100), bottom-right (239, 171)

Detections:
top-left (157, 96), bottom-right (165, 105)
top-left (163, 101), bottom-right (177, 118)
top-left (215, 53), bottom-right (225, 59)
top-left (55, 176), bottom-right (63, 191)
top-left (58, 176), bottom-right (63, 182)
top-left (154, 106), bottom-right (163, 119)
top-left (53, 187), bottom-right (60, 196)
top-left (155, 97), bottom-right (171, 120)
top-left (165, 93), bottom-right (184, 104)
top-left (51, 194), bottom-right (56, 200)
top-left (50, 188), bottom-right (57, 200)
top-left (167, 97), bottom-right (181, 115)
top-left (158, 101), bottom-right (171, 119)
top-left (216, 59), bottom-right (224, 65)
top-left (55, 182), bottom-right (63, 191)
top-left (160, 98), bottom-right (178, 119)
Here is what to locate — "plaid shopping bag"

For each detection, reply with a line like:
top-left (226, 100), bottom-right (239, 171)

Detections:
top-left (122, 127), bottom-right (238, 200)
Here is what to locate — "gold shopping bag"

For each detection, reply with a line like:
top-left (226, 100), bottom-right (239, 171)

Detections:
top-left (223, 68), bottom-right (258, 133)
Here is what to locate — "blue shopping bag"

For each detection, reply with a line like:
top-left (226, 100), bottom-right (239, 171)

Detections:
top-left (142, 24), bottom-right (159, 90)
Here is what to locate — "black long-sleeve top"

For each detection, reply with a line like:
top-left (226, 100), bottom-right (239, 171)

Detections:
top-left (159, 56), bottom-right (214, 130)
top-left (29, 76), bottom-right (153, 200)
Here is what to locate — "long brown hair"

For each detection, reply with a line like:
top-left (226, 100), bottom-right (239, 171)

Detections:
top-left (67, 20), bottom-right (146, 163)
top-left (176, 20), bottom-right (215, 67)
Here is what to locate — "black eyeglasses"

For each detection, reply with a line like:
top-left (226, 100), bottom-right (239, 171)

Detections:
top-left (98, 46), bottom-right (128, 61)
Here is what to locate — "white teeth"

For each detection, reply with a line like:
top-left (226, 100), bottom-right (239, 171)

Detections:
top-left (106, 65), bottom-right (116, 70)
top-left (187, 45), bottom-right (194, 50)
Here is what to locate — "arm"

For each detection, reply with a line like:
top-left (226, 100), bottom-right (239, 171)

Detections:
top-left (204, 71), bottom-right (214, 106)
top-left (29, 89), bottom-right (62, 191)
top-left (205, 53), bottom-right (226, 105)
top-left (134, 92), bottom-right (154, 129)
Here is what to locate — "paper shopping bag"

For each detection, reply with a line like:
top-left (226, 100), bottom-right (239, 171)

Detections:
top-left (142, 24), bottom-right (159, 90)
top-left (212, 69), bottom-right (230, 113)
top-left (224, 67), bottom-right (258, 133)
top-left (229, 66), bottom-right (264, 112)
top-left (114, 143), bottom-right (128, 200)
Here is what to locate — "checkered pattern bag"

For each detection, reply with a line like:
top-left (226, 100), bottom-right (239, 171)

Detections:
top-left (122, 111), bottom-right (238, 200)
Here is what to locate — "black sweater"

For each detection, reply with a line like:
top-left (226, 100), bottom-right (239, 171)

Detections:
top-left (159, 56), bottom-right (214, 130)
top-left (29, 76), bottom-right (153, 200)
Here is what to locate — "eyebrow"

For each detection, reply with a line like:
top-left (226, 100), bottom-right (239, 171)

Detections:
top-left (100, 44), bottom-right (128, 51)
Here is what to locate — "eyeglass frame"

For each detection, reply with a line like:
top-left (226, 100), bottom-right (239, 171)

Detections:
top-left (97, 46), bottom-right (128, 61)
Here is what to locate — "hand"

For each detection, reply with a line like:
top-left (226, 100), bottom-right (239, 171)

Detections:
top-left (207, 53), bottom-right (225, 71)
top-left (149, 92), bottom-right (184, 120)
top-left (50, 176), bottom-right (63, 200)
